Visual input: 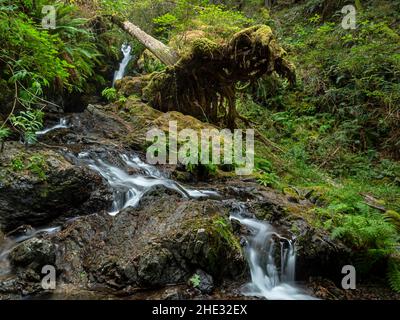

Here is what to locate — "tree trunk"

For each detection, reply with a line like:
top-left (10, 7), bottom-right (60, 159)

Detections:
top-left (112, 17), bottom-right (179, 66)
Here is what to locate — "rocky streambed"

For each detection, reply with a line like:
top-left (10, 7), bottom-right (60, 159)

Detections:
top-left (0, 101), bottom-right (396, 300)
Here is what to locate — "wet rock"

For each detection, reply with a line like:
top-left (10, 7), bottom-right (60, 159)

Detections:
top-left (0, 143), bottom-right (112, 231)
top-left (9, 238), bottom-right (56, 273)
top-left (51, 195), bottom-right (246, 292)
top-left (294, 223), bottom-right (352, 282)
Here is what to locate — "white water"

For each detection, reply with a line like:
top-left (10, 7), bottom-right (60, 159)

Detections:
top-left (78, 152), bottom-right (219, 216)
top-left (36, 118), bottom-right (68, 136)
top-left (230, 211), bottom-right (314, 300)
top-left (0, 226), bottom-right (60, 277)
top-left (112, 44), bottom-right (132, 86)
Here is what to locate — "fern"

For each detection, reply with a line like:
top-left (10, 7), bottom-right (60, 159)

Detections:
top-left (388, 258), bottom-right (400, 293)
top-left (332, 213), bottom-right (398, 249)
top-left (384, 210), bottom-right (400, 232)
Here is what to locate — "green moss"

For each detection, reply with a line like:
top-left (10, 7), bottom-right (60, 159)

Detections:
top-left (189, 38), bottom-right (221, 59)
top-left (211, 216), bottom-right (242, 253)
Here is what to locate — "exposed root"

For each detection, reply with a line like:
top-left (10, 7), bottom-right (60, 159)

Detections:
top-left (141, 25), bottom-right (296, 129)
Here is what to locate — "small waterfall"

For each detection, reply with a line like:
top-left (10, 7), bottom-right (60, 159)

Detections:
top-left (36, 118), bottom-right (68, 136)
top-left (230, 207), bottom-right (314, 300)
top-left (77, 152), bottom-right (219, 216)
top-left (112, 44), bottom-right (133, 86)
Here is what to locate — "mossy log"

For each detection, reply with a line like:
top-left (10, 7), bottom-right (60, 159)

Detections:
top-left (115, 20), bottom-right (295, 129)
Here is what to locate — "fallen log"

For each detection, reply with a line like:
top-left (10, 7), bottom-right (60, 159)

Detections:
top-left (113, 18), bottom-right (295, 129)
top-left (111, 16), bottom-right (179, 66)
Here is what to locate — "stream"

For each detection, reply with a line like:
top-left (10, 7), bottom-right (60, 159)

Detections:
top-left (0, 46), bottom-right (315, 300)
top-left (0, 138), bottom-right (313, 299)
top-left (231, 206), bottom-right (313, 300)
top-left (74, 151), bottom-right (220, 216)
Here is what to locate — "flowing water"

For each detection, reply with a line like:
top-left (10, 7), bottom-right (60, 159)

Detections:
top-left (36, 118), bottom-right (68, 136)
top-left (230, 206), bottom-right (314, 300)
top-left (112, 44), bottom-right (133, 86)
top-left (76, 152), bottom-right (219, 216)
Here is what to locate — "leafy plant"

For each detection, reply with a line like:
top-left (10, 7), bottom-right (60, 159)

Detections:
top-left (332, 213), bottom-right (398, 250)
top-left (27, 155), bottom-right (47, 181)
top-left (388, 258), bottom-right (400, 293)
top-left (0, 127), bottom-right (11, 151)
top-left (257, 172), bottom-right (280, 188)
top-left (11, 156), bottom-right (24, 171)
top-left (10, 108), bottom-right (44, 145)
top-left (101, 87), bottom-right (118, 102)
top-left (189, 274), bottom-right (201, 288)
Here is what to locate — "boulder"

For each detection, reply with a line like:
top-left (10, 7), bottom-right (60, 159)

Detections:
top-left (0, 143), bottom-right (112, 231)
top-left (9, 238), bottom-right (56, 273)
top-left (53, 193), bottom-right (247, 290)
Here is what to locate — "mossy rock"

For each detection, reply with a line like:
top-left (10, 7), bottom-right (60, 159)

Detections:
top-left (0, 143), bottom-right (112, 231)
top-left (115, 76), bottom-right (146, 97)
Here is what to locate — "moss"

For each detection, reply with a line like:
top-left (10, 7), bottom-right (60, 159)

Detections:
top-left (211, 216), bottom-right (242, 253)
top-left (141, 25), bottom-right (295, 128)
top-left (188, 38), bottom-right (221, 59)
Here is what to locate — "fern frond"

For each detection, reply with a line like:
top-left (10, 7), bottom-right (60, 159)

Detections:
top-left (388, 257), bottom-right (400, 293)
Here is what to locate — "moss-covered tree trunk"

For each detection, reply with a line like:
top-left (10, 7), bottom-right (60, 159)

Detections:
top-left (114, 19), bottom-right (296, 129)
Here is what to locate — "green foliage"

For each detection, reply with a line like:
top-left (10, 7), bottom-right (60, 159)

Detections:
top-left (10, 108), bottom-right (44, 144)
top-left (102, 87), bottom-right (118, 102)
top-left (189, 274), bottom-right (201, 288)
top-left (152, 1), bottom-right (253, 43)
top-left (11, 156), bottom-right (24, 171)
top-left (332, 213), bottom-right (398, 250)
top-left (10, 153), bottom-right (47, 180)
top-left (153, 13), bottom-right (178, 39)
top-left (279, 6), bottom-right (400, 157)
top-left (388, 258), bottom-right (400, 293)
top-left (384, 210), bottom-right (400, 232)
top-left (257, 172), bottom-right (280, 188)
top-left (26, 154), bottom-right (47, 181)
top-left (0, 127), bottom-right (11, 143)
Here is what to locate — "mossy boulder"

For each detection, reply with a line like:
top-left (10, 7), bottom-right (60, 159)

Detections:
top-left (115, 76), bottom-right (146, 97)
top-left (0, 143), bottom-right (112, 231)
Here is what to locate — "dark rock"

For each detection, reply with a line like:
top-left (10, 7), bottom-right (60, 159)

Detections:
top-left (9, 238), bottom-right (56, 273)
top-left (0, 144), bottom-right (112, 231)
top-left (50, 195), bottom-right (246, 292)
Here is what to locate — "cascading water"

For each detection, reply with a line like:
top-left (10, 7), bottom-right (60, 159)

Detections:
top-left (112, 44), bottom-right (133, 86)
top-left (230, 206), bottom-right (314, 300)
top-left (36, 118), bottom-right (69, 136)
top-left (77, 152), bottom-right (219, 216)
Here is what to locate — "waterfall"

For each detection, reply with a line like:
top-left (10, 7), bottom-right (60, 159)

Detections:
top-left (230, 207), bottom-right (314, 300)
top-left (36, 118), bottom-right (68, 136)
top-left (77, 152), bottom-right (219, 216)
top-left (112, 44), bottom-right (133, 86)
